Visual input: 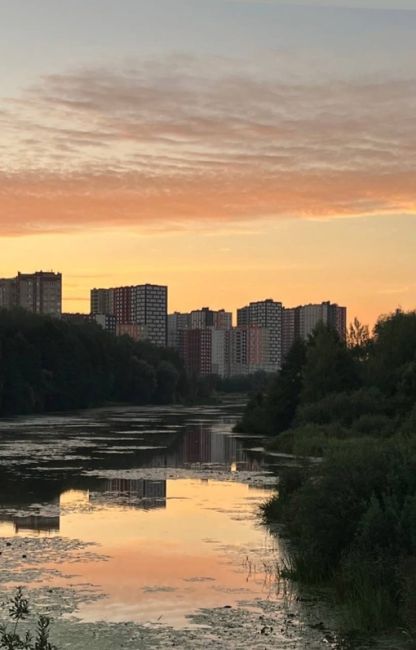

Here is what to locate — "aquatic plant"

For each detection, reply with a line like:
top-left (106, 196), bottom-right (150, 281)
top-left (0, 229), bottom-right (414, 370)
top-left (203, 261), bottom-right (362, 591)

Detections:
top-left (0, 587), bottom-right (57, 650)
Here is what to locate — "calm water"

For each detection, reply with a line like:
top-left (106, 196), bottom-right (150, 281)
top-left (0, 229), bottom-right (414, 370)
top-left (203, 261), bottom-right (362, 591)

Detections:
top-left (0, 402), bottom-right (285, 627)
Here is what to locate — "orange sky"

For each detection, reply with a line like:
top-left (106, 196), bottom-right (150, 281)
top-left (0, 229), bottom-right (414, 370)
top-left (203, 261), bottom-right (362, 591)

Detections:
top-left (1, 1), bottom-right (415, 327)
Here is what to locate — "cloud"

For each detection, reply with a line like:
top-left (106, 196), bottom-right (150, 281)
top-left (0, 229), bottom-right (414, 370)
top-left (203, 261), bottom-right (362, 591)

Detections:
top-left (227, 0), bottom-right (416, 10)
top-left (0, 56), bottom-right (415, 235)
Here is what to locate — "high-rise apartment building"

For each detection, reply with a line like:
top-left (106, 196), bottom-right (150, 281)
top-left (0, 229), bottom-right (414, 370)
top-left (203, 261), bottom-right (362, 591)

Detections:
top-left (91, 288), bottom-right (114, 316)
top-left (93, 313), bottom-right (117, 334)
top-left (180, 329), bottom-right (213, 376)
top-left (190, 307), bottom-right (232, 330)
top-left (230, 327), bottom-right (248, 373)
top-left (131, 284), bottom-right (168, 347)
top-left (113, 286), bottom-right (133, 325)
top-left (168, 312), bottom-right (191, 349)
top-left (116, 322), bottom-right (149, 342)
top-left (211, 329), bottom-right (229, 377)
top-left (173, 298), bottom-right (347, 378)
top-left (168, 307), bottom-right (232, 352)
top-left (0, 278), bottom-right (17, 310)
top-left (237, 299), bottom-right (282, 371)
top-left (90, 283), bottom-right (167, 347)
top-left (230, 325), bottom-right (274, 375)
top-left (281, 307), bottom-right (301, 359)
top-left (0, 272), bottom-right (62, 316)
top-left (281, 301), bottom-right (347, 359)
top-left (299, 301), bottom-right (347, 340)
top-left (327, 302), bottom-right (347, 340)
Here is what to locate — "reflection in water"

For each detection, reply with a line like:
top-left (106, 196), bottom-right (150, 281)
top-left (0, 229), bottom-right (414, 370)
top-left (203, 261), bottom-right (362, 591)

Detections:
top-left (55, 479), bottom-right (278, 625)
top-left (3, 513), bottom-right (60, 535)
top-left (13, 514), bottom-right (60, 534)
top-left (0, 403), bottom-right (283, 626)
top-left (0, 496), bottom-right (60, 534)
top-left (92, 479), bottom-right (167, 510)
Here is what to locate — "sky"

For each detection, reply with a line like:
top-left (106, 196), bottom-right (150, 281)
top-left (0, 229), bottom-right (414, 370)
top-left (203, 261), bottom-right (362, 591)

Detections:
top-left (1, 0), bottom-right (415, 325)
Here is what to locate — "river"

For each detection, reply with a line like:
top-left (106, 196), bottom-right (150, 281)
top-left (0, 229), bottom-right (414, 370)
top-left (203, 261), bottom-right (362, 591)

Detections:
top-left (0, 401), bottom-right (381, 649)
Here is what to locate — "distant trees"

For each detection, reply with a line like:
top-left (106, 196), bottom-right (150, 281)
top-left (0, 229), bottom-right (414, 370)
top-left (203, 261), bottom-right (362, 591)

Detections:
top-left (347, 317), bottom-right (370, 356)
top-left (0, 309), bottom-right (188, 415)
top-left (237, 310), bottom-right (416, 440)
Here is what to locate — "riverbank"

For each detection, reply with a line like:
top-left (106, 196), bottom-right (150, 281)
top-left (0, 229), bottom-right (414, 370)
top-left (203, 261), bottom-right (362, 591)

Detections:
top-left (236, 311), bottom-right (416, 641)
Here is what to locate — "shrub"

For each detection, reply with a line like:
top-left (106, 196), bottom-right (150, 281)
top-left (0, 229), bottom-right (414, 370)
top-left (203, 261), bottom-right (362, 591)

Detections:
top-left (0, 588), bottom-right (57, 650)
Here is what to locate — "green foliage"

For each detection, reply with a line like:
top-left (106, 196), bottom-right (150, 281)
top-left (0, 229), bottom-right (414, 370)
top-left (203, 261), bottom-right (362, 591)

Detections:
top-left (264, 437), bottom-right (416, 633)
top-left (0, 309), bottom-right (187, 415)
top-left (236, 339), bottom-right (306, 435)
top-left (217, 371), bottom-right (272, 394)
top-left (0, 588), bottom-right (57, 650)
top-left (266, 339), bottom-right (306, 434)
top-left (154, 361), bottom-right (180, 404)
top-left (367, 310), bottom-right (416, 402)
top-left (301, 323), bottom-right (359, 403)
top-left (296, 387), bottom-right (389, 428)
top-left (233, 392), bottom-right (269, 434)
top-left (251, 310), bottom-right (416, 635)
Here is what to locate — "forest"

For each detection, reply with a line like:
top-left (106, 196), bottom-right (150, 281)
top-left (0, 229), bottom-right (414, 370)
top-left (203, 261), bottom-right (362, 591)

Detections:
top-left (0, 309), bottom-right (188, 415)
top-left (237, 310), bottom-right (416, 636)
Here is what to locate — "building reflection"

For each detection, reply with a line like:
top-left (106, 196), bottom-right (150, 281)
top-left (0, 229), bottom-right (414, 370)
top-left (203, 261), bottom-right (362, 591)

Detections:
top-left (131, 424), bottom-right (266, 473)
top-left (0, 418), bottom-right (269, 533)
top-left (91, 478), bottom-right (167, 511)
top-left (0, 495), bottom-right (60, 534)
top-left (13, 514), bottom-right (60, 534)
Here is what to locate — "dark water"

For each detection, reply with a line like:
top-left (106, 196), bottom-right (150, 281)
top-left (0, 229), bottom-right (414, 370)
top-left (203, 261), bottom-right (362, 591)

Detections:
top-left (0, 401), bottom-right (400, 650)
top-left (0, 401), bottom-right (285, 626)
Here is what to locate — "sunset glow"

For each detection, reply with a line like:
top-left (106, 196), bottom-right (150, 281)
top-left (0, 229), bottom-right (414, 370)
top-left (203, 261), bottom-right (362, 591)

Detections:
top-left (1, 0), bottom-right (415, 324)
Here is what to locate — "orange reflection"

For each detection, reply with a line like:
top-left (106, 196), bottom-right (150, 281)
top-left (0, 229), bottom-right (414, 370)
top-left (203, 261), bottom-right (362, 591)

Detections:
top-left (41, 480), bottom-right (280, 625)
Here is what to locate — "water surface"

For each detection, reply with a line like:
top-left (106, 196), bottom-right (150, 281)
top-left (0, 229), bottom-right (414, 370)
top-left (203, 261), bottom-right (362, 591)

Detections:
top-left (0, 402), bottom-right (282, 627)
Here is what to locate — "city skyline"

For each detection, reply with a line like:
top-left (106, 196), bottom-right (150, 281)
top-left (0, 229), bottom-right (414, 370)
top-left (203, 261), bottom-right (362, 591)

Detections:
top-left (1, 1), bottom-right (415, 326)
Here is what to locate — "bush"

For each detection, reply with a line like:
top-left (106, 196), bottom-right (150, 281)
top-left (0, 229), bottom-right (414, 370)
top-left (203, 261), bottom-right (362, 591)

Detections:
top-left (0, 588), bottom-right (57, 649)
top-left (252, 311), bottom-right (416, 635)
top-left (296, 388), bottom-right (389, 428)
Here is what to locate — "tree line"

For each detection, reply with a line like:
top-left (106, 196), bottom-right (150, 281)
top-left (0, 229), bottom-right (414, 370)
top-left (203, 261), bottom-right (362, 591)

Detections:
top-left (0, 309), bottom-right (189, 415)
top-left (237, 310), bottom-right (416, 638)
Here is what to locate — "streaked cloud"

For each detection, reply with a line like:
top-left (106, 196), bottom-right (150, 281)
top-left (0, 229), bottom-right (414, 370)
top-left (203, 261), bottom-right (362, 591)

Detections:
top-left (1, 56), bottom-right (415, 235)
top-left (228, 0), bottom-right (416, 9)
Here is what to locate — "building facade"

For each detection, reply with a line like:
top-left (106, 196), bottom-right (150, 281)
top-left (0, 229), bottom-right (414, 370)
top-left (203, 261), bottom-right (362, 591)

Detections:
top-left (90, 288), bottom-right (114, 316)
top-left (281, 301), bottom-right (347, 359)
top-left (299, 301), bottom-right (347, 341)
top-left (168, 307), bottom-right (232, 353)
top-left (0, 271), bottom-right (62, 316)
top-left (0, 278), bottom-right (17, 310)
top-left (189, 307), bottom-right (232, 330)
top-left (90, 283), bottom-right (168, 347)
top-left (116, 322), bottom-right (149, 342)
top-left (93, 313), bottom-right (117, 334)
top-left (131, 284), bottom-right (167, 347)
top-left (168, 312), bottom-right (191, 349)
top-left (237, 299), bottom-right (282, 372)
top-left (281, 307), bottom-right (301, 359)
top-left (180, 329), bottom-right (213, 376)
top-left (230, 325), bottom-right (274, 375)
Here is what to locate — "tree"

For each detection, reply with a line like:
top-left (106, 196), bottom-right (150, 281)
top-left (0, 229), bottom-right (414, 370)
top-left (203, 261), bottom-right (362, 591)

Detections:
top-left (368, 310), bottom-right (416, 399)
top-left (301, 323), bottom-right (359, 403)
top-left (347, 318), bottom-right (370, 360)
top-left (266, 338), bottom-right (307, 434)
top-left (154, 361), bottom-right (179, 403)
